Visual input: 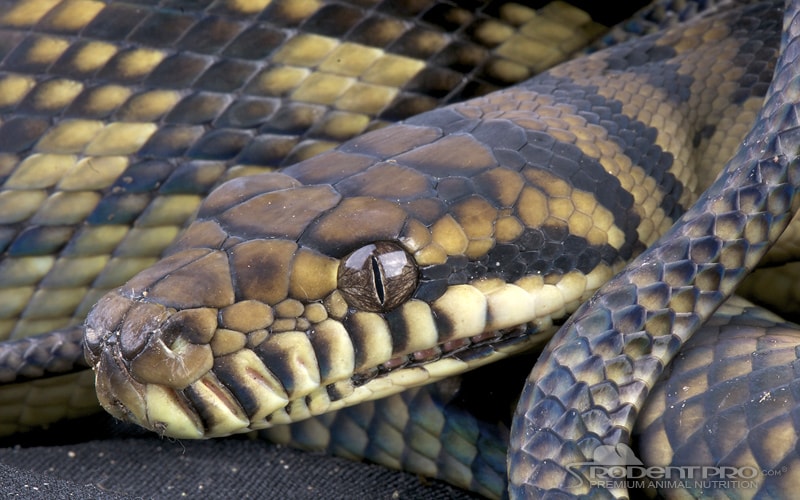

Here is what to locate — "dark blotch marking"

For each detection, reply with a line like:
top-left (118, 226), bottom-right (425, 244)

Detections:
top-left (196, 60), bottom-right (260, 93)
top-left (431, 307), bottom-right (457, 340)
top-left (176, 16), bottom-right (246, 55)
top-left (144, 53), bottom-right (213, 89)
top-left (82, 3), bottom-right (147, 40)
top-left (470, 119), bottom-right (530, 152)
top-left (224, 25), bottom-right (286, 61)
top-left (325, 383), bottom-right (347, 402)
top-left (307, 329), bottom-right (344, 382)
top-left (166, 93), bottom-right (230, 125)
top-left (0, 116), bottom-right (49, 152)
top-left (344, 314), bottom-right (379, 370)
top-left (415, 228), bottom-right (623, 294)
top-left (693, 124), bottom-right (717, 148)
top-left (211, 358), bottom-right (262, 419)
top-left (8, 226), bottom-right (74, 257)
top-left (523, 77), bottom-right (684, 224)
top-left (301, 3), bottom-right (362, 37)
top-left (186, 129), bottom-right (253, 160)
top-left (129, 10), bottom-right (195, 47)
top-left (729, 1), bottom-right (782, 103)
top-left (139, 125), bottom-right (204, 159)
top-left (412, 279), bottom-right (449, 303)
top-left (385, 307), bottom-right (413, 354)
top-left (437, 176), bottom-right (476, 202)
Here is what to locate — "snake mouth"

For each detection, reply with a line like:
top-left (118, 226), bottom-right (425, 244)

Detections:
top-left (82, 233), bottom-right (591, 439)
top-left (84, 281), bottom-right (553, 439)
top-left (84, 290), bottom-right (218, 438)
top-left (82, 242), bottom-right (607, 439)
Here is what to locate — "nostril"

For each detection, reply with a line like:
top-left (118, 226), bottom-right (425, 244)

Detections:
top-left (119, 302), bottom-right (171, 359)
top-left (83, 325), bottom-right (104, 363)
top-left (84, 290), bottom-right (140, 358)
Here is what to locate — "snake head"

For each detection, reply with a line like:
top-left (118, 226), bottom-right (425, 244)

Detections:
top-left (83, 121), bottom-right (599, 439)
top-left (83, 168), bottom-right (433, 438)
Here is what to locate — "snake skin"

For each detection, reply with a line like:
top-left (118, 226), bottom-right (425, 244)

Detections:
top-left (76, 0), bottom-right (800, 498)
top-left (0, 0), bottom-right (623, 436)
top-left (510, 0), bottom-right (800, 497)
top-left (4, 1), bottom-right (800, 499)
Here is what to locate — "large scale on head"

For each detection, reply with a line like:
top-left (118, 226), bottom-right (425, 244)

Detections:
top-left (84, 0), bottom-right (787, 447)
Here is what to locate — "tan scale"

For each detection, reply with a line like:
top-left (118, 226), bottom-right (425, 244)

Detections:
top-left (699, 96), bottom-right (764, 190)
top-left (39, 255), bottom-right (109, 288)
top-left (113, 48), bottom-right (166, 79)
top-left (24, 287), bottom-right (86, 319)
top-left (335, 83), bottom-right (400, 115)
top-left (312, 111), bottom-right (371, 140)
top-left (430, 214), bottom-right (469, 256)
top-left (0, 191), bottom-right (18, 220)
top-left (349, 312), bottom-right (393, 370)
top-left (288, 249), bottom-right (339, 301)
top-left (412, 241), bottom-right (451, 266)
top-left (308, 318), bottom-right (355, 380)
top-left (113, 227), bottom-right (184, 257)
top-left (274, 298), bottom-right (305, 319)
top-left (85, 122), bottom-right (159, 156)
top-left (0, 0), bottom-right (61, 27)
top-left (31, 191), bottom-right (102, 225)
top-left (67, 85), bottom-right (132, 117)
top-left (291, 72), bottom-right (355, 106)
top-left (394, 300), bottom-right (440, 354)
top-left (0, 288), bottom-right (33, 319)
top-left (117, 91), bottom-right (183, 122)
top-left (25, 36), bottom-right (70, 65)
top-left (0, 75), bottom-right (35, 107)
top-left (303, 303), bottom-right (328, 323)
top-left (35, 122), bottom-right (104, 153)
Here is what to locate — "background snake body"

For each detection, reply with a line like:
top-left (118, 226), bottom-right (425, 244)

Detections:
top-left (3, 0), bottom-right (800, 498)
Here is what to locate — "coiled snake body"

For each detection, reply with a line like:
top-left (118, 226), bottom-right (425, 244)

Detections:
top-left (3, 0), bottom-right (800, 498)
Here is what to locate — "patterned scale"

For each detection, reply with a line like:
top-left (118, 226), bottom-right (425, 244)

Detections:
top-left (0, 0), bottom-right (612, 343)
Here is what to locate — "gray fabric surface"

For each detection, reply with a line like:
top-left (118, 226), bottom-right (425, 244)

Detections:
top-left (0, 413), bottom-right (476, 499)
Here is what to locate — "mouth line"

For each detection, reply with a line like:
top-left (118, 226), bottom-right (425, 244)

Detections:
top-left (88, 311), bottom-right (561, 439)
top-left (349, 321), bottom-right (553, 387)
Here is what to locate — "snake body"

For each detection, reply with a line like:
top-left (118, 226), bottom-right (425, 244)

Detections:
top-left (4, 1), bottom-right (800, 498)
top-left (0, 0), bottom-right (617, 436)
top-left (80, 0), bottom-right (800, 497)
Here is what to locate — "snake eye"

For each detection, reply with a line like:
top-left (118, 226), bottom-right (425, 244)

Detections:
top-left (338, 241), bottom-right (418, 312)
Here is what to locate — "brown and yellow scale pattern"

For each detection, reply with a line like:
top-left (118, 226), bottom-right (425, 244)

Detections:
top-left (0, 0), bottom-right (613, 435)
top-left (5, 1), bottom-right (800, 499)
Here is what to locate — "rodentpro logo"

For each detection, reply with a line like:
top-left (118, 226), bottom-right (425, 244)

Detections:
top-left (566, 444), bottom-right (771, 491)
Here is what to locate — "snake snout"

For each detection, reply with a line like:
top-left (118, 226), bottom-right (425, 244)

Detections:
top-left (83, 247), bottom-right (240, 438)
top-left (84, 288), bottom-right (221, 438)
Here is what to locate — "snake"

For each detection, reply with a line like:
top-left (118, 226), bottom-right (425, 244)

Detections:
top-left (3, 0), bottom-right (800, 498)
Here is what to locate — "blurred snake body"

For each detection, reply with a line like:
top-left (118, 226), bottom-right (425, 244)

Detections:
top-left (4, 0), bottom-right (800, 498)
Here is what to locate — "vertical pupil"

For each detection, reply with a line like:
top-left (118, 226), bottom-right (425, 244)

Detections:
top-left (371, 254), bottom-right (385, 304)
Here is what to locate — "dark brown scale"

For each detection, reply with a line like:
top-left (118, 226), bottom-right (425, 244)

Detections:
top-left (222, 25), bottom-right (287, 60)
top-left (195, 60), bottom-right (260, 93)
top-left (164, 93), bottom-right (231, 125)
top-left (176, 16), bottom-right (247, 54)
top-left (129, 11), bottom-right (196, 47)
top-left (301, 4), bottom-right (364, 37)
